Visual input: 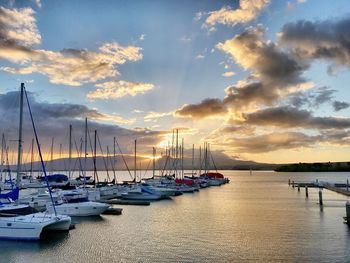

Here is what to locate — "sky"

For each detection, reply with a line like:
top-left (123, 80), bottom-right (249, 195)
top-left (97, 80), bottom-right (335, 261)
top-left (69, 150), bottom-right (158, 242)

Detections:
top-left (1, 0), bottom-right (350, 165)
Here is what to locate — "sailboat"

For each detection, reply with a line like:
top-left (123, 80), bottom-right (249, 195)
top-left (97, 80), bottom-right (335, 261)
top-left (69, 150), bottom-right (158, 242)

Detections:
top-left (200, 142), bottom-right (227, 185)
top-left (0, 83), bottom-right (71, 240)
top-left (121, 140), bottom-right (162, 201)
top-left (25, 125), bottom-right (110, 216)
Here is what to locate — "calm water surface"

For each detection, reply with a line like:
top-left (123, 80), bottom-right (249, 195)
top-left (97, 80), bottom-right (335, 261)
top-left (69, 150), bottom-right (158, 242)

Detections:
top-left (2, 170), bottom-right (350, 262)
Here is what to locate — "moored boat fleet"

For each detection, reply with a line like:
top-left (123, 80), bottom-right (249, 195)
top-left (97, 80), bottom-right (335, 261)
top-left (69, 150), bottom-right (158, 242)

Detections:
top-left (0, 83), bottom-right (229, 241)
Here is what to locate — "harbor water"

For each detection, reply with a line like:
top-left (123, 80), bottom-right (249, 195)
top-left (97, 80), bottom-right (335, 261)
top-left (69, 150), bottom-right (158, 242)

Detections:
top-left (2, 170), bottom-right (350, 262)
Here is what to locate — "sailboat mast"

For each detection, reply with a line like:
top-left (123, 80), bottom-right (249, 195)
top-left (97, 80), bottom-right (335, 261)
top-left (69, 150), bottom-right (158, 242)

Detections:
top-left (84, 118), bottom-right (88, 177)
top-left (16, 83), bottom-right (24, 191)
top-left (50, 137), bottom-right (54, 173)
top-left (93, 130), bottom-right (97, 184)
top-left (204, 142), bottom-right (208, 175)
top-left (181, 138), bottom-right (184, 179)
top-left (68, 124), bottom-right (72, 179)
top-left (0, 134), bottom-right (4, 181)
top-left (113, 136), bottom-right (116, 183)
top-left (176, 129), bottom-right (178, 178)
top-left (199, 146), bottom-right (202, 176)
top-left (134, 139), bottom-right (137, 182)
top-left (30, 138), bottom-right (34, 177)
top-left (192, 144), bottom-right (194, 177)
top-left (152, 147), bottom-right (156, 178)
top-left (207, 143), bottom-right (210, 172)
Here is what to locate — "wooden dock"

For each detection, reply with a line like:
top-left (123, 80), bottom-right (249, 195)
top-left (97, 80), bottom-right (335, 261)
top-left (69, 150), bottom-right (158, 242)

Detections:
top-left (289, 179), bottom-right (350, 196)
top-left (324, 185), bottom-right (350, 196)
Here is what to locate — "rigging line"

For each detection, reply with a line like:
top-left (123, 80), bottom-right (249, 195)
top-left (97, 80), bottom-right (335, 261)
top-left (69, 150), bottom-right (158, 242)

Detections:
top-left (24, 87), bottom-right (57, 216)
top-left (87, 128), bottom-right (99, 183)
top-left (3, 135), bottom-right (13, 189)
top-left (114, 138), bottom-right (133, 179)
top-left (106, 146), bottom-right (116, 184)
top-left (161, 153), bottom-right (170, 176)
top-left (210, 150), bottom-right (218, 173)
top-left (96, 132), bottom-right (110, 182)
top-left (73, 138), bottom-right (84, 176)
top-left (22, 140), bottom-right (32, 172)
top-left (143, 159), bottom-right (151, 178)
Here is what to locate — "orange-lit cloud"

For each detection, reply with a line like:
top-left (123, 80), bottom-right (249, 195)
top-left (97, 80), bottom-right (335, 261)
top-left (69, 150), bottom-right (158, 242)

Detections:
top-left (175, 98), bottom-right (227, 119)
top-left (143, 111), bottom-right (173, 122)
top-left (222, 71), bottom-right (235, 77)
top-left (1, 43), bottom-right (143, 86)
top-left (0, 7), bottom-right (143, 86)
top-left (87, 80), bottom-right (154, 100)
top-left (0, 6), bottom-right (41, 46)
top-left (204, 0), bottom-right (270, 27)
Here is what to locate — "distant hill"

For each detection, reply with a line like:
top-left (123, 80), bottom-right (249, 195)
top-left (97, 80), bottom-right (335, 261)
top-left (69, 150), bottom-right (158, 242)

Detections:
top-left (275, 162), bottom-right (350, 172)
top-left (10, 155), bottom-right (279, 172)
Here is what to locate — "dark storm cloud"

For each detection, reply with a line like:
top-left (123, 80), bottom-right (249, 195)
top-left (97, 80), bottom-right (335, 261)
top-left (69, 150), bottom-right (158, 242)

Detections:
top-left (224, 132), bottom-right (320, 153)
top-left (223, 81), bottom-right (279, 108)
top-left (217, 25), bottom-right (308, 86)
top-left (279, 16), bottom-right (350, 67)
top-left (333, 101), bottom-right (350, 112)
top-left (287, 86), bottom-right (336, 109)
top-left (0, 91), bottom-right (167, 154)
top-left (176, 26), bottom-right (309, 119)
top-left (243, 106), bottom-right (350, 129)
top-left (221, 129), bottom-right (350, 153)
top-left (175, 98), bottom-right (227, 119)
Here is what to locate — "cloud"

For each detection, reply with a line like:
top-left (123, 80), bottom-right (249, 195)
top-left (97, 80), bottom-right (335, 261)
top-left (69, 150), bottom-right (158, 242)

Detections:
top-left (175, 98), bottom-right (227, 119)
top-left (87, 80), bottom-right (154, 100)
top-left (175, 26), bottom-right (310, 120)
top-left (204, 0), bottom-right (270, 27)
top-left (1, 43), bottom-right (143, 86)
top-left (0, 90), bottom-right (135, 125)
top-left (224, 132), bottom-right (320, 153)
top-left (287, 0), bottom-right (307, 11)
top-left (194, 12), bottom-right (204, 22)
top-left (180, 36), bottom-right (192, 43)
top-left (0, 7), bottom-right (143, 86)
top-left (242, 106), bottom-right (350, 129)
top-left (144, 111), bottom-right (173, 122)
top-left (333, 101), bottom-right (350, 112)
top-left (286, 86), bottom-right (335, 109)
top-left (139, 34), bottom-right (146, 41)
top-left (0, 90), bottom-right (165, 156)
top-left (211, 128), bottom-right (350, 154)
top-left (217, 25), bottom-right (307, 86)
top-left (0, 6), bottom-right (41, 47)
top-left (279, 16), bottom-right (350, 68)
top-left (195, 54), bottom-right (205, 60)
top-left (207, 125), bottom-right (256, 143)
top-left (222, 71), bottom-right (235, 77)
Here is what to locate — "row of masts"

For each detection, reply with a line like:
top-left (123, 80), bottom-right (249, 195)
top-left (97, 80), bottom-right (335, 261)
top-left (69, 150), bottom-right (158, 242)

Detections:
top-left (0, 128), bottom-right (217, 182)
top-left (1, 83), bottom-right (217, 185)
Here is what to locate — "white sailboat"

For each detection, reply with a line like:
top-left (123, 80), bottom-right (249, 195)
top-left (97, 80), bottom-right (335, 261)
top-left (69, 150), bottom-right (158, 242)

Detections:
top-left (0, 83), bottom-right (72, 240)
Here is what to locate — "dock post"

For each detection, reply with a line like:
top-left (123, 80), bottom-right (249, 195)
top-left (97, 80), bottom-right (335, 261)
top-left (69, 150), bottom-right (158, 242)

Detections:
top-left (292, 181), bottom-right (295, 188)
top-left (298, 185), bottom-right (300, 192)
top-left (288, 179), bottom-right (290, 186)
top-left (346, 202), bottom-right (350, 223)
top-left (347, 179), bottom-right (349, 191)
top-left (319, 189), bottom-right (323, 206)
top-left (305, 186), bottom-right (309, 198)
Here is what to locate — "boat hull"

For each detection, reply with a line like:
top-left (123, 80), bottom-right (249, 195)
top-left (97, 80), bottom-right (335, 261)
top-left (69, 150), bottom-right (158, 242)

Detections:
top-left (0, 213), bottom-right (71, 241)
top-left (47, 202), bottom-right (109, 217)
top-left (121, 192), bottom-right (162, 201)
